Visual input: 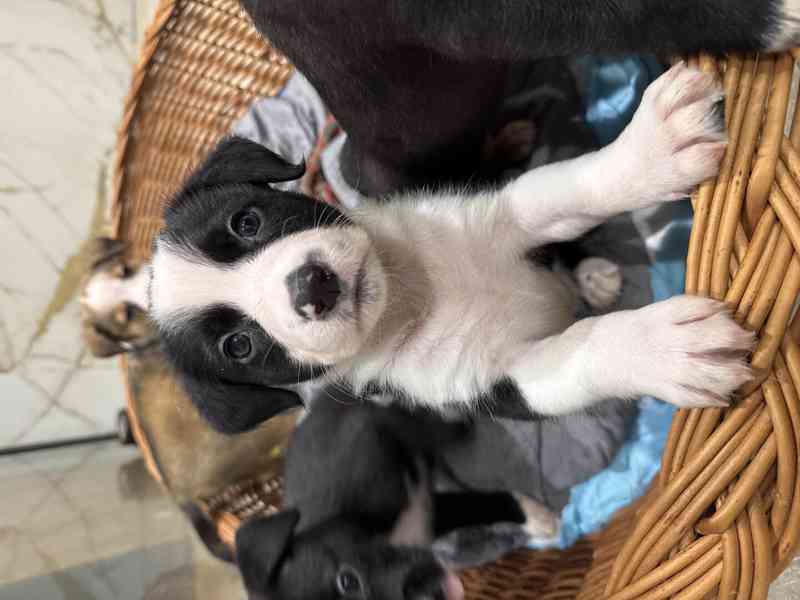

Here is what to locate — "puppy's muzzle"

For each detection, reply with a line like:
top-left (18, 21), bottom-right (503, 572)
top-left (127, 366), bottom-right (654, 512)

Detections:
top-left (287, 262), bottom-right (341, 320)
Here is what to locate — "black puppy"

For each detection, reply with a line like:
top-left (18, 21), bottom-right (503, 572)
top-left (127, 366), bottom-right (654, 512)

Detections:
top-left (240, 0), bottom-right (800, 196)
top-left (235, 395), bottom-right (557, 600)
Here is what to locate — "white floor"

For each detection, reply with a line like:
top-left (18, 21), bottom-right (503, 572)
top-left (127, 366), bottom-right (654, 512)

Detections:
top-left (0, 0), bottom-right (157, 449)
top-left (0, 441), bottom-right (245, 599)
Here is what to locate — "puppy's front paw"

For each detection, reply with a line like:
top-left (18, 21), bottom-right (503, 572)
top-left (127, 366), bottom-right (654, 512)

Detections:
top-left (576, 257), bottom-right (622, 310)
top-left (513, 493), bottom-right (560, 539)
top-left (622, 62), bottom-right (726, 202)
top-left (630, 296), bottom-right (755, 408)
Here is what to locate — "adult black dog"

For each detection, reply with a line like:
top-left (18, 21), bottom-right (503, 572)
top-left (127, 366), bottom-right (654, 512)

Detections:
top-left (240, 0), bottom-right (799, 196)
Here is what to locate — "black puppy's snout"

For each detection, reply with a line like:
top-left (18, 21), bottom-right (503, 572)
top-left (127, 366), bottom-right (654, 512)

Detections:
top-left (287, 263), bottom-right (341, 320)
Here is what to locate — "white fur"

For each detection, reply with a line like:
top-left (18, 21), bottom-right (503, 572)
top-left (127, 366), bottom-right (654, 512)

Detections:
top-left (768, 1), bottom-right (800, 49)
top-left (389, 462), bottom-right (434, 546)
top-left (503, 62), bottom-right (725, 246)
top-left (340, 193), bottom-right (578, 407)
top-left (508, 295), bottom-right (754, 415)
top-left (82, 266), bottom-right (149, 314)
top-left (152, 65), bottom-right (753, 416)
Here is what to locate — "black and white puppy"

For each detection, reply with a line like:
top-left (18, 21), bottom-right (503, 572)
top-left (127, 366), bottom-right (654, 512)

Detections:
top-left (235, 397), bottom-right (556, 600)
top-left (149, 64), bottom-right (754, 434)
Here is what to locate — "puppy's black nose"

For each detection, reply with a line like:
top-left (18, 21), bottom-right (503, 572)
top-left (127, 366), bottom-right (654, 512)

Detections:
top-left (287, 263), bottom-right (341, 320)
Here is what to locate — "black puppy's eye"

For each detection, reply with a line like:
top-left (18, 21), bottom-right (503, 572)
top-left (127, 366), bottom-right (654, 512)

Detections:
top-left (231, 209), bottom-right (262, 239)
top-left (336, 567), bottom-right (363, 597)
top-left (222, 332), bottom-right (253, 360)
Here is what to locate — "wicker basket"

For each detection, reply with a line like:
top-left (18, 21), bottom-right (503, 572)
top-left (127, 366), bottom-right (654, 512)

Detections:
top-left (113, 2), bottom-right (800, 598)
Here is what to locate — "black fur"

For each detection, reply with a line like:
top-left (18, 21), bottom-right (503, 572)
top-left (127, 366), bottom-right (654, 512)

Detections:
top-left (182, 136), bottom-right (306, 190)
top-left (240, 0), bottom-right (784, 196)
top-left (158, 303), bottom-right (318, 433)
top-left (161, 138), bottom-right (346, 266)
top-left (235, 397), bottom-right (532, 600)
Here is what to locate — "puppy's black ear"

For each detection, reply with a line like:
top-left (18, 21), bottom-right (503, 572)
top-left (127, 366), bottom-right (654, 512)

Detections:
top-left (189, 137), bottom-right (305, 189)
top-left (236, 510), bottom-right (301, 593)
top-left (178, 374), bottom-right (303, 434)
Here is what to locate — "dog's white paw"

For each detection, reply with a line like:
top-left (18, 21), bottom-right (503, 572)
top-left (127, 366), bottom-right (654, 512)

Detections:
top-left (513, 493), bottom-right (560, 539)
top-left (576, 257), bottom-right (622, 310)
top-left (620, 62), bottom-right (726, 203)
top-left (626, 296), bottom-right (755, 408)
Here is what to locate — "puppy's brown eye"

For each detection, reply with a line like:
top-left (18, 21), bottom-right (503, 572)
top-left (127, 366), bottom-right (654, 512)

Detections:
top-left (222, 332), bottom-right (253, 360)
top-left (336, 567), bottom-right (362, 597)
top-left (231, 209), bottom-right (261, 239)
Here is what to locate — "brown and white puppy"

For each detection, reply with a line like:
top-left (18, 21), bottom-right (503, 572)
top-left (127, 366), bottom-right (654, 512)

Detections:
top-left (80, 237), bottom-right (155, 357)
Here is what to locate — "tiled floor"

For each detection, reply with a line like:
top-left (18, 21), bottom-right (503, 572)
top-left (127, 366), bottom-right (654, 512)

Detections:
top-left (0, 441), bottom-right (245, 600)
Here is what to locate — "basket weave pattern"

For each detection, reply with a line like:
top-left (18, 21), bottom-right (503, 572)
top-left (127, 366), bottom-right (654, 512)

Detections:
top-left (112, 2), bottom-right (800, 598)
top-left (112, 0), bottom-right (292, 252)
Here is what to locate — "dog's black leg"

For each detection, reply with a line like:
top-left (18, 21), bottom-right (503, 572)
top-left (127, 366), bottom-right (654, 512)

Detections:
top-left (244, 1), bottom-right (794, 64)
top-left (405, 1), bottom-right (793, 59)
top-left (432, 491), bottom-right (526, 537)
top-left (431, 491), bottom-right (558, 568)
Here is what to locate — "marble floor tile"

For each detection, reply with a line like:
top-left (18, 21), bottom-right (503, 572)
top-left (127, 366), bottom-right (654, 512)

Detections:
top-left (0, 0), bottom-right (156, 449)
top-left (0, 441), bottom-right (246, 600)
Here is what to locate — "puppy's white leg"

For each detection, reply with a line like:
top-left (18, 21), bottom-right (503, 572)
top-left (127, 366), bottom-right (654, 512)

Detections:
top-left (507, 295), bottom-right (754, 415)
top-left (501, 62), bottom-right (725, 246)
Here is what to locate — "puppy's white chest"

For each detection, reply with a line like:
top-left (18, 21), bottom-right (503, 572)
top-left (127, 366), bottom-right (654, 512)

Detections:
top-left (409, 257), bottom-right (575, 393)
top-left (354, 199), bottom-right (578, 405)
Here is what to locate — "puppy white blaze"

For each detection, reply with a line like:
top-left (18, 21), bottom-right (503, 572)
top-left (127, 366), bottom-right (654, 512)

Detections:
top-left (82, 266), bottom-right (150, 314)
top-left (389, 462), bottom-right (433, 546)
top-left (150, 225), bottom-right (387, 365)
top-left (149, 247), bottom-right (252, 321)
